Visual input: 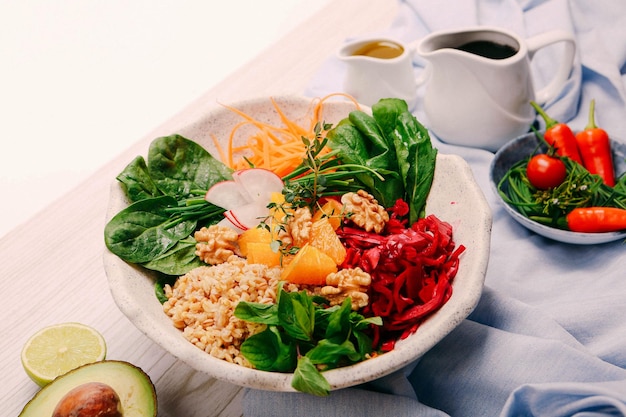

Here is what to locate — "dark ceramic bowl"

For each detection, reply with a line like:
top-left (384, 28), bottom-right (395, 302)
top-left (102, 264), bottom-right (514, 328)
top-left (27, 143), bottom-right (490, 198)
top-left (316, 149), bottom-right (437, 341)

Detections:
top-left (490, 132), bottom-right (626, 244)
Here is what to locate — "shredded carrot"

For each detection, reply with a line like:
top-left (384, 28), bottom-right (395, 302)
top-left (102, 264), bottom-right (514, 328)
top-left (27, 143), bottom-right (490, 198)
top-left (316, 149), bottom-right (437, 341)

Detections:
top-left (312, 93), bottom-right (361, 129)
top-left (210, 133), bottom-right (228, 165)
top-left (212, 94), bottom-right (361, 177)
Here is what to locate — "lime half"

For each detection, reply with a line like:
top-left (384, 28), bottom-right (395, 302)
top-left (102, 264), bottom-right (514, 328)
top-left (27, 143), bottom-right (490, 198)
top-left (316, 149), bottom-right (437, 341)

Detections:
top-left (21, 322), bottom-right (107, 386)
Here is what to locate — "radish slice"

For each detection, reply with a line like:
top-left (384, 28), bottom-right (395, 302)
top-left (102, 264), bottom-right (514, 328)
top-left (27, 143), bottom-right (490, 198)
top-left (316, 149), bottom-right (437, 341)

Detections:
top-left (224, 210), bottom-right (249, 231)
top-left (208, 168), bottom-right (284, 234)
top-left (217, 216), bottom-right (247, 233)
top-left (205, 180), bottom-right (251, 209)
top-left (225, 200), bottom-right (271, 230)
top-left (232, 168), bottom-right (284, 202)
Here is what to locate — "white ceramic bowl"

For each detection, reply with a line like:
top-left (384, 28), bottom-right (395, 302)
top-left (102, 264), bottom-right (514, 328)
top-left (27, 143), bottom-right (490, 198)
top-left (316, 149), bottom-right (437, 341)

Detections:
top-left (103, 95), bottom-right (492, 392)
top-left (490, 132), bottom-right (626, 245)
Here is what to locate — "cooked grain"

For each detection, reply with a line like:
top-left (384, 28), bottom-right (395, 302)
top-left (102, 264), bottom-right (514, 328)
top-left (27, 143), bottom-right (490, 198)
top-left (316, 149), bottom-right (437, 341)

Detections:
top-left (163, 255), bottom-right (282, 367)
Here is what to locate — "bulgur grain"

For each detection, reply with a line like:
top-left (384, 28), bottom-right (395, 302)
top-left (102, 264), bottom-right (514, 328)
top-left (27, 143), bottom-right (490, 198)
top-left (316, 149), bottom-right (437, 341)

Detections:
top-left (163, 255), bottom-right (281, 367)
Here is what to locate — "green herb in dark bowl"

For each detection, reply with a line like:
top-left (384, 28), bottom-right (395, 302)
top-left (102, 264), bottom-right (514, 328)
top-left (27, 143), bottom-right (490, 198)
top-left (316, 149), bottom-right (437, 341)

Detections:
top-left (491, 132), bottom-right (626, 231)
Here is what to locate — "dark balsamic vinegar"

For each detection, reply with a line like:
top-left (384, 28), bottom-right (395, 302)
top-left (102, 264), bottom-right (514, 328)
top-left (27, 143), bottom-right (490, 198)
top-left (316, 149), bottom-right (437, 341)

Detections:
top-left (456, 40), bottom-right (517, 59)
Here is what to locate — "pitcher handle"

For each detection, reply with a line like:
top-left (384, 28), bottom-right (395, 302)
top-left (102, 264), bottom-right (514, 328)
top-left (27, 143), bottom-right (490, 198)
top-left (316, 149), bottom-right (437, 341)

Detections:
top-left (526, 30), bottom-right (576, 104)
top-left (405, 38), bottom-right (431, 87)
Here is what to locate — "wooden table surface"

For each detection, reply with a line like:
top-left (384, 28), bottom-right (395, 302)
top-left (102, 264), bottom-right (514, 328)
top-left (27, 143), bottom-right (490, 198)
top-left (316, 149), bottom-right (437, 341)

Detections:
top-left (1, 1), bottom-right (396, 415)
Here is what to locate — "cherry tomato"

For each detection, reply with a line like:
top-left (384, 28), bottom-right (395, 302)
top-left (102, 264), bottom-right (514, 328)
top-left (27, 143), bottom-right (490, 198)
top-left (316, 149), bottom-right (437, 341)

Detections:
top-left (526, 154), bottom-right (567, 189)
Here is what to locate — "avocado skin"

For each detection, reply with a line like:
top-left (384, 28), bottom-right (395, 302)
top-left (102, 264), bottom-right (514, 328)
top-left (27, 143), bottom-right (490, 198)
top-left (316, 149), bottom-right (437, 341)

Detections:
top-left (19, 360), bottom-right (157, 417)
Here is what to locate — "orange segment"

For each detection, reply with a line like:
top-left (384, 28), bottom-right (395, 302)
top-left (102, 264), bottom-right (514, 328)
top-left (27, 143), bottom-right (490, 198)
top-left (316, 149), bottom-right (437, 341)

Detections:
top-left (246, 242), bottom-right (281, 267)
top-left (312, 199), bottom-right (344, 230)
top-left (280, 243), bottom-right (337, 285)
top-left (238, 227), bottom-right (272, 257)
top-left (270, 192), bottom-right (284, 204)
top-left (268, 192), bottom-right (294, 227)
top-left (310, 217), bottom-right (347, 265)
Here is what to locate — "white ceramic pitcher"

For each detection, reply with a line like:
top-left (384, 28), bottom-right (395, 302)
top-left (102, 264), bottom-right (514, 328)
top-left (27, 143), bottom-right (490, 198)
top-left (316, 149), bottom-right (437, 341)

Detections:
top-left (416, 26), bottom-right (576, 151)
top-left (337, 37), bottom-right (419, 110)
top-left (337, 27), bottom-right (576, 151)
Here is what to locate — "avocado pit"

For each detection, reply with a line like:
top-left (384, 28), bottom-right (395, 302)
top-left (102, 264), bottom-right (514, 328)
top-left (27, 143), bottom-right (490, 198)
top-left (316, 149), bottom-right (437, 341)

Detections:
top-left (52, 382), bottom-right (123, 417)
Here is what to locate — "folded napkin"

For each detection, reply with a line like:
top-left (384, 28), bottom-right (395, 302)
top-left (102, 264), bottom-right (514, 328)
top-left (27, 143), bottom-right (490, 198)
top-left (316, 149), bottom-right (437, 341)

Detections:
top-left (243, 1), bottom-right (626, 416)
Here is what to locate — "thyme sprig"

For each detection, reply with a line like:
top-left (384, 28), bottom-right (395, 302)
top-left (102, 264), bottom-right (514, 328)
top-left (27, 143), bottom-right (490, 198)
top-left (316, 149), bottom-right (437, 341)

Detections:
top-left (282, 122), bottom-right (384, 210)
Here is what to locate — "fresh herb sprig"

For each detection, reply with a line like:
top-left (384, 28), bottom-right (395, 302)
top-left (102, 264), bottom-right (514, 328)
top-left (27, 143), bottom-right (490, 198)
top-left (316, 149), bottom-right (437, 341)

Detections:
top-left (234, 284), bottom-right (382, 396)
top-left (282, 122), bottom-right (385, 210)
top-left (498, 156), bottom-right (626, 229)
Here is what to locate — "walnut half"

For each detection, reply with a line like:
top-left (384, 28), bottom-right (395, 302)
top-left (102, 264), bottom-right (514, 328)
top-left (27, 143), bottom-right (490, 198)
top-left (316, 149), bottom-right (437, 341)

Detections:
top-left (320, 267), bottom-right (372, 310)
top-left (287, 207), bottom-right (313, 248)
top-left (194, 225), bottom-right (239, 265)
top-left (341, 190), bottom-right (389, 233)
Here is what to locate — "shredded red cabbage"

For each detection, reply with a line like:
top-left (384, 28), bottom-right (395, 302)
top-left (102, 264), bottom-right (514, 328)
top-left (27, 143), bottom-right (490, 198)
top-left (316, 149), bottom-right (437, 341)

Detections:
top-left (338, 199), bottom-right (465, 351)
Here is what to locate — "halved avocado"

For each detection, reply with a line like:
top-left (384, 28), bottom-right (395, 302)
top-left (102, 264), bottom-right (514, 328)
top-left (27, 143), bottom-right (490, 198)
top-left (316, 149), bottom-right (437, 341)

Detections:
top-left (19, 360), bottom-right (157, 417)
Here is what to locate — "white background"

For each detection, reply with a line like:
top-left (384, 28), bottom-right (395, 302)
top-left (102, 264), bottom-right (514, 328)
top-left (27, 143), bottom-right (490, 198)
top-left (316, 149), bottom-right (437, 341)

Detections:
top-left (0, 0), bottom-right (329, 238)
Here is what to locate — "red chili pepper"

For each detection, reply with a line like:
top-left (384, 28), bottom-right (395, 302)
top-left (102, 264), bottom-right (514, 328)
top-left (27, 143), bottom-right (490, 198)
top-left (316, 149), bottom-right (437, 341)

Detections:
top-left (530, 101), bottom-right (583, 164)
top-left (566, 207), bottom-right (626, 233)
top-left (574, 99), bottom-right (615, 186)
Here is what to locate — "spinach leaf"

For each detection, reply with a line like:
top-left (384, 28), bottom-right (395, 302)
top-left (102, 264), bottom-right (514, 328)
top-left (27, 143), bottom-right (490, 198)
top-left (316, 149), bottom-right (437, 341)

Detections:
top-left (141, 237), bottom-right (204, 276)
top-left (106, 134), bottom-right (233, 275)
top-left (155, 274), bottom-right (178, 304)
top-left (104, 195), bottom-right (197, 264)
top-left (372, 98), bottom-right (437, 223)
top-left (348, 111), bottom-right (392, 155)
top-left (327, 113), bottom-right (403, 208)
top-left (116, 156), bottom-right (162, 203)
top-left (325, 123), bottom-right (375, 187)
top-left (327, 98), bottom-right (437, 223)
top-left (147, 134), bottom-right (233, 198)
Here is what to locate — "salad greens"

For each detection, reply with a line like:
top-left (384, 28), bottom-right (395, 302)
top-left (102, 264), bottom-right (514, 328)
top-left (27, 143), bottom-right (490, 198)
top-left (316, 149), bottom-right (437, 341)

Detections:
top-left (104, 98), bottom-right (441, 396)
top-left (146, 134), bottom-right (233, 198)
top-left (327, 98), bottom-right (437, 224)
top-left (104, 135), bottom-right (230, 275)
top-left (234, 284), bottom-right (382, 396)
top-left (105, 98), bottom-right (437, 275)
top-left (115, 134), bottom-right (232, 203)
